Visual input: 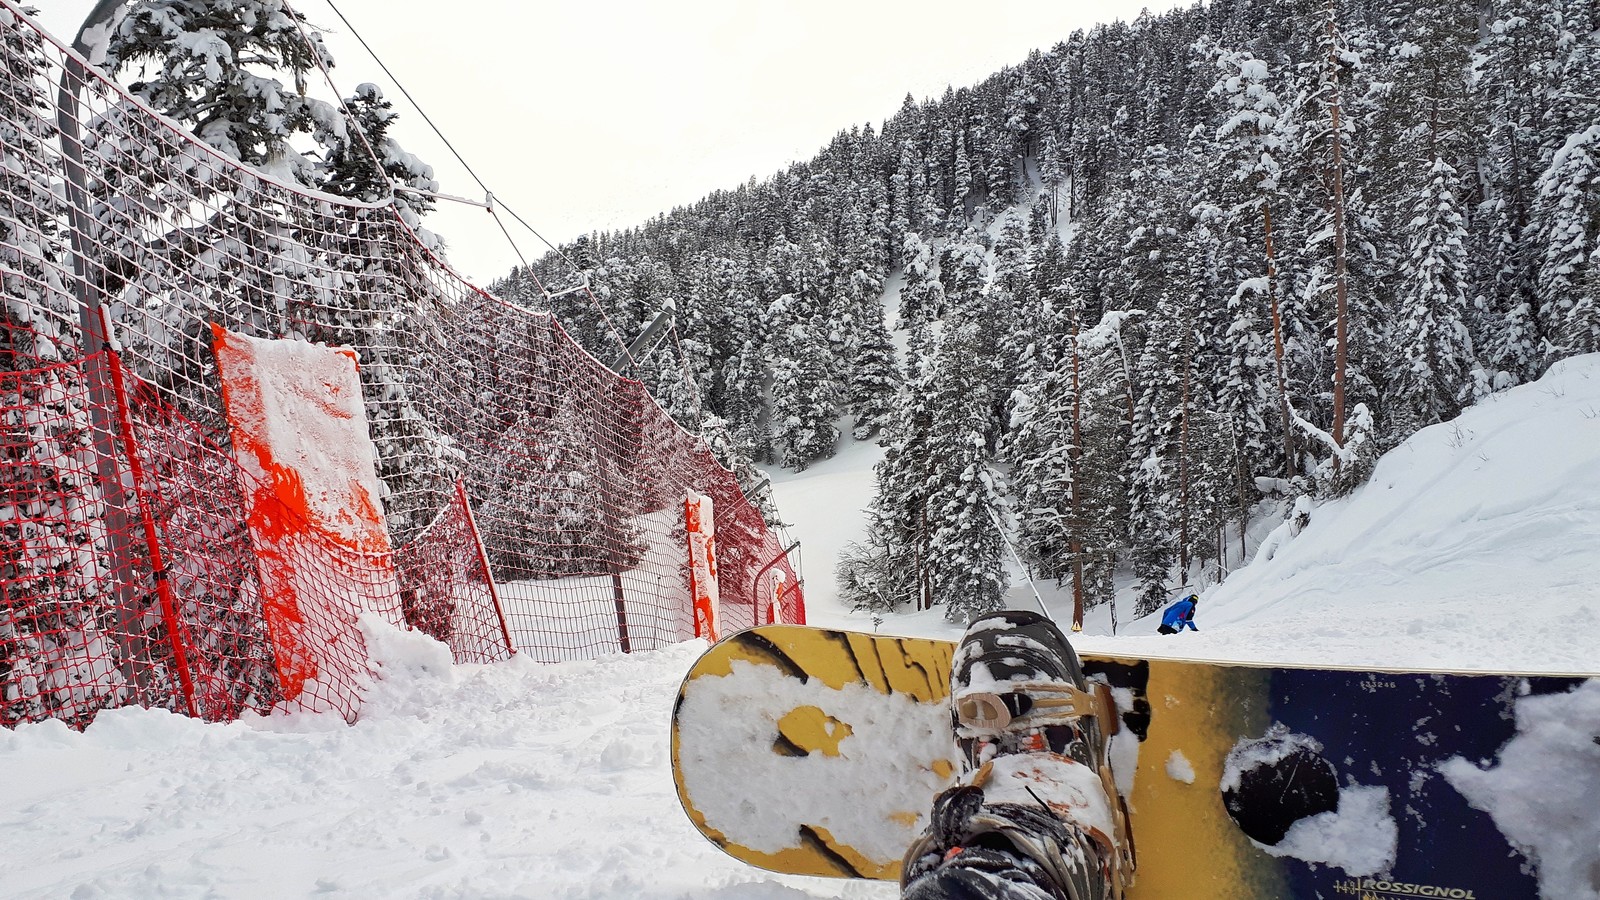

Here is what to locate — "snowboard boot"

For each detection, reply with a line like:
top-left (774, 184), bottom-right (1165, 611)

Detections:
top-left (900, 611), bottom-right (1135, 900)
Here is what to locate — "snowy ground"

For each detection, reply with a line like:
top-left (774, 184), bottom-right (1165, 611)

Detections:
top-left (7, 357), bottom-right (1600, 898)
top-left (2, 625), bottom-right (888, 899)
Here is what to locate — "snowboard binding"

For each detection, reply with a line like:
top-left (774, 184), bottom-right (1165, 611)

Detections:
top-left (904, 610), bottom-right (1136, 900)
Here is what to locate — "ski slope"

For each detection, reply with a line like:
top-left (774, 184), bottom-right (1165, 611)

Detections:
top-left (6, 357), bottom-right (1600, 898)
top-left (788, 353), bottom-right (1600, 676)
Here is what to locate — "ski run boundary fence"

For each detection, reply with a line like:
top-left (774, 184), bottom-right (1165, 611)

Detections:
top-left (0, 4), bottom-right (802, 728)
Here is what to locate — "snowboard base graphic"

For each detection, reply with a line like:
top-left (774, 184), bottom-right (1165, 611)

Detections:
top-left (670, 625), bottom-right (1600, 899)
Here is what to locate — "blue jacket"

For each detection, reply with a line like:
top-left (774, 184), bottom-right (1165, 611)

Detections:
top-left (1161, 597), bottom-right (1198, 631)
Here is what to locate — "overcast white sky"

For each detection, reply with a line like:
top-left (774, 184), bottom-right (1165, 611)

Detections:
top-left (39, 1), bottom-right (1183, 286)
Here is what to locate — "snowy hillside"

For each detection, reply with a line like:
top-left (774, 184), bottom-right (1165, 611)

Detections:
top-left (1122, 353), bottom-right (1600, 674)
top-left (781, 354), bottom-right (1600, 676)
top-left (6, 358), bottom-right (1600, 898)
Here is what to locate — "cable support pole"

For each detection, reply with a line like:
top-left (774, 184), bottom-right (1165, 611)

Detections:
top-left (541, 278), bottom-right (591, 301)
top-left (392, 186), bottom-right (494, 210)
top-left (61, 0), bottom-right (149, 690)
top-left (611, 306), bottom-right (675, 374)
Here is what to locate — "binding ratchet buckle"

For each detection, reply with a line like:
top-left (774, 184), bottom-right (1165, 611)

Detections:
top-left (954, 682), bottom-right (1110, 733)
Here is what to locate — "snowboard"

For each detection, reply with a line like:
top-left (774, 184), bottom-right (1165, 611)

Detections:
top-left (671, 624), bottom-right (1600, 900)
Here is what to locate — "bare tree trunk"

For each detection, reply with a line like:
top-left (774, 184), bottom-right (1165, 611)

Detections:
top-left (1178, 330), bottom-right (1192, 579)
top-left (1115, 330), bottom-right (1137, 430)
top-left (917, 491), bottom-right (931, 611)
top-left (1107, 557), bottom-right (1119, 635)
top-left (1070, 318), bottom-right (1085, 632)
top-left (1326, 0), bottom-right (1351, 453)
top-left (1217, 525), bottom-right (1226, 583)
top-left (1238, 444), bottom-right (1250, 563)
top-left (1264, 204), bottom-right (1296, 476)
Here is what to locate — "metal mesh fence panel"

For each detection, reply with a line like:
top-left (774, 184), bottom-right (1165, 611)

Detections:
top-left (0, 4), bottom-right (803, 727)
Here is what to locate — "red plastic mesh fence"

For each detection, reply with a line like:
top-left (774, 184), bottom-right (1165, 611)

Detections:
top-left (0, 4), bottom-right (802, 727)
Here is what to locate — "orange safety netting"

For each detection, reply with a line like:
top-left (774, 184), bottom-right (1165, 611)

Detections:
top-left (0, 3), bottom-right (802, 728)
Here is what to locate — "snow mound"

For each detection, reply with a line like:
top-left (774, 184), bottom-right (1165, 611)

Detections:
top-left (1087, 353), bottom-right (1600, 673)
top-left (0, 630), bottom-right (887, 898)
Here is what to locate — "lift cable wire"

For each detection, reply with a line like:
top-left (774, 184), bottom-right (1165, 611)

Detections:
top-left (285, 0), bottom-right (635, 363)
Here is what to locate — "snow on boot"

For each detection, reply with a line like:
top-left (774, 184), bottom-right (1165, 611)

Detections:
top-left (900, 611), bottom-right (1134, 900)
top-left (950, 610), bottom-right (1106, 772)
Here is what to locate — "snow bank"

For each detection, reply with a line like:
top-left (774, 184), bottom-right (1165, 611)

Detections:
top-left (0, 622), bottom-right (892, 898)
top-left (1075, 354), bottom-right (1600, 673)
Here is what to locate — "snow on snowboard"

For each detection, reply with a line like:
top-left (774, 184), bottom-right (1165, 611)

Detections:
top-left (671, 624), bottom-right (1600, 899)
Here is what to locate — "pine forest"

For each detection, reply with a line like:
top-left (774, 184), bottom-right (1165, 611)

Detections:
top-left (496, 0), bottom-right (1600, 625)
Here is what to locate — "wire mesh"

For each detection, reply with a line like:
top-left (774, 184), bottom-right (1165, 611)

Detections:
top-left (0, 4), bottom-right (803, 728)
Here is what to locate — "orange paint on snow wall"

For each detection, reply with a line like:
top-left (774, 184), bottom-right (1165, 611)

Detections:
top-left (769, 570), bottom-right (787, 625)
top-left (685, 490), bottom-right (720, 642)
top-left (211, 325), bottom-right (404, 713)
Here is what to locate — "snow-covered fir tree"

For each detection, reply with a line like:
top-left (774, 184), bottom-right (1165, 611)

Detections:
top-left (100, 0), bottom-right (341, 187)
top-left (1, 6), bottom-right (121, 725)
top-left (320, 83), bottom-right (438, 223)
top-left (922, 318), bottom-right (1008, 621)
top-left (1532, 125), bottom-right (1600, 358)
top-left (844, 304), bottom-right (899, 441)
top-left (767, 307), bottom-right (837, 469)
top-left (1391, 158), bottom-right (1474, 430)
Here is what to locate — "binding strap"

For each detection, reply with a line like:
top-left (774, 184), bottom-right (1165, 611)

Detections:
top-left (955, 682), bottom-right (1113, 733)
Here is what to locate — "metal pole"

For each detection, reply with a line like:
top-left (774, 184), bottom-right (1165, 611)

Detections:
top-left (58, 0), bottom-right (147, 686)
top-left (982, 504), bottom-right (1055, 625)
top-left (610, 306), bottom-right (675, 374)
top-left (58, 7), bottom-right (127, 349)
top-left (454, 479), bottom-right (515, 660)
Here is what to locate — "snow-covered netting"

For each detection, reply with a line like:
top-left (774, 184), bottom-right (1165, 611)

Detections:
top-left (211, 327), bottom-right (405, 718)
top-left (0, 3), bottom-right (801, 729)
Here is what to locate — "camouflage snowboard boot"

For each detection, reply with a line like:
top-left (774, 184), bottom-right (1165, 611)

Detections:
top-left (900, 611), bottom-right (1135, 900)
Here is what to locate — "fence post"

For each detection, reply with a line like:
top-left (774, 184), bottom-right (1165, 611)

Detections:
top-left (599, 375), bottom-right (639, 656)
top-left (100, 315), bottom-right (200, 720)
top-left (685, 491), bottom-right (721, 642)
top-left (769, 571), bottom-right (785, 625)
top-left (454, 478), bottom-right (514, 658)
top-left (58, 2), bottom-right (148, 693)
top-left (611, 572), bottom-right (632, 654)
top-left (752, 540), bottom-right (802, 626)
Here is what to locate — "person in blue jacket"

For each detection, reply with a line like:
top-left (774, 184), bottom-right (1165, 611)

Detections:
top-left (1158, 594), bottom-right (1198, 634)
